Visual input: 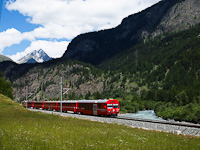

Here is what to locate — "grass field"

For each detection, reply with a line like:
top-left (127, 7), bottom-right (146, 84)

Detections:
top-left (0, 94), bottom-right (200, 150)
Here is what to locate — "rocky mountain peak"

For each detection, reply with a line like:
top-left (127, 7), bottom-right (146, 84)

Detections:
top-left (17, 49), bottom-right (52, 64)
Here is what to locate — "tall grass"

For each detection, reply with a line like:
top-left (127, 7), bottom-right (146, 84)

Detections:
top-left (0, 94), bottom-right (200, 150)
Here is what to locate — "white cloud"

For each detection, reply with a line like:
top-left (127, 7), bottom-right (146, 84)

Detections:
top-left (6, 0), bottom-right (160, 39)
top-left (9, 40), bottom-right (69, 62)
top-left (0, 28), bottom-right (23, 53)
top-left (0, 28), bottom-right (35, 54)
top-left (3, 0), bottom-right (160, 61)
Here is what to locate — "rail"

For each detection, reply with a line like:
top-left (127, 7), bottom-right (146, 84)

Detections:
top-left (116, 116), bottom-right (200, 128)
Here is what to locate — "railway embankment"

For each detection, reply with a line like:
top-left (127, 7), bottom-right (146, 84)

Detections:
top-left (28, 108), bottom-right (200, 137)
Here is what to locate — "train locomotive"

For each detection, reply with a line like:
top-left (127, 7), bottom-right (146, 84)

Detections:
top-left (22, 99), bottom-right (120, 116)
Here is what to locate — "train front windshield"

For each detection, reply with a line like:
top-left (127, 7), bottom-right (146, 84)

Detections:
top-left (107, 104), bottom-right (119, 109)
top-left (113, 104), bottom-right (118, 108)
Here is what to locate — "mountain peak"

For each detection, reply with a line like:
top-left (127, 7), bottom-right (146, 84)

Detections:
top-left (17, 49), bottom-right (52, 64)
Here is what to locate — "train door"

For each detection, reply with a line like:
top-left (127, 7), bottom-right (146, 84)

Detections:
top-left (32, 102), bottom-right (34, 108)
top-left (93, 104), bottom-right (97, 115)
top-left (42, 102), bottom-right (44, 110)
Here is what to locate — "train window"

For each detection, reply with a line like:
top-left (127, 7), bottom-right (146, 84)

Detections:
top-left (98, 104), bottom-right (101, 109)
top-left (107, 104), bottom-right (113, 109)
top-left (80, 104), bottom-right (82, 109)
top-left (83, 104), bottom-right (85, 109)
top-left (113, 104), bottom-right (118, 108)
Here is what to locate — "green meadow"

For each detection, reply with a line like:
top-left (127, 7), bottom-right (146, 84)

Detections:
top-left (0, 94), bottom-right (200, 150)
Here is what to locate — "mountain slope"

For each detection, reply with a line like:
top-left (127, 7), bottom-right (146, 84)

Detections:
top-left (0, 59), bottom-right (104, 102)
top-left (0, 55), bottom-right (12, 62)
top-left (62, 0), bottom-right (200, 65)
top-left (100, 23), bottom-right (200, 103)
top-left (26, 58), bottom-right (38, 64)
top-left (98, 24), bottom-right (200, 123)
top-left (17, 49), bottom-right (52, 64)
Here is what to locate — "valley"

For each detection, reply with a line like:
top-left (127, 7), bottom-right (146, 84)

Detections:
top-left (0, 0), bottom-right (200, 124)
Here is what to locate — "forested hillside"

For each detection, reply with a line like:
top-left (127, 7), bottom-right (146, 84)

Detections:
top-left (0, 72), bottom-right (13, 99)
top-left (99, 24), bottom-right (200, 123)
top-left (100, 24), bottom-right (200, 102)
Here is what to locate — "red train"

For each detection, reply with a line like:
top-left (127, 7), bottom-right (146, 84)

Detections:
top-left (22, 99), bottom-right (120, 116)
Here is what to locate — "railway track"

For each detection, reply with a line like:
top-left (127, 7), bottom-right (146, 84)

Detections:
top-left (116, 116), bottom-right (200, 129)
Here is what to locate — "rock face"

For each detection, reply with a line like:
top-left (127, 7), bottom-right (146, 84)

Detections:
top-left (17, 49), bottom-right (52, 64)
top-left (152, 0), bottom-right (200, 37)
top-left (0, 60), bottom-right (105, 102)
top-left (62, 0), bottom-right (200, 65)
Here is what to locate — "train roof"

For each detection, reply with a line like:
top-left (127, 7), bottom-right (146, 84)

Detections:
top-left (56, 101), bottom-right (78, 103)
top-left (23, 99), bottom-right (118, 103)
top-left (76, 99), bottom-right (109, 103)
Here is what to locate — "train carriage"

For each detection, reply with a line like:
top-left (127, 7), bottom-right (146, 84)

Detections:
top-left (42, 101), bottom-right (57, 110)
top-left (22, 101), bottom-right (34, 108)
top-left (32, 101), bottom-right (43, 109)
top-left (56, 101), bottom-right (78, 112)
top-left (77, 99), bottom-right (120, 116)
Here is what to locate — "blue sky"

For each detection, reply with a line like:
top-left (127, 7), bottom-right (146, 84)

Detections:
top-left (0, 0), bottom-right (160, 62)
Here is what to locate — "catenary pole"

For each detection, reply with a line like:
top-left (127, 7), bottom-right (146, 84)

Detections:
top-left (60, 77), bottom-right (62, 113)
top-left (26, 86), bottom-right (28, 109)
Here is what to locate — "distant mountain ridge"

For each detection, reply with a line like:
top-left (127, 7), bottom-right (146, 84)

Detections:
top-left (17, 49), bottom-right (52, 64)
top-left (62, 0), bottom-right (200, 65)
top-left (0, 55), bottom-right (13, 62)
